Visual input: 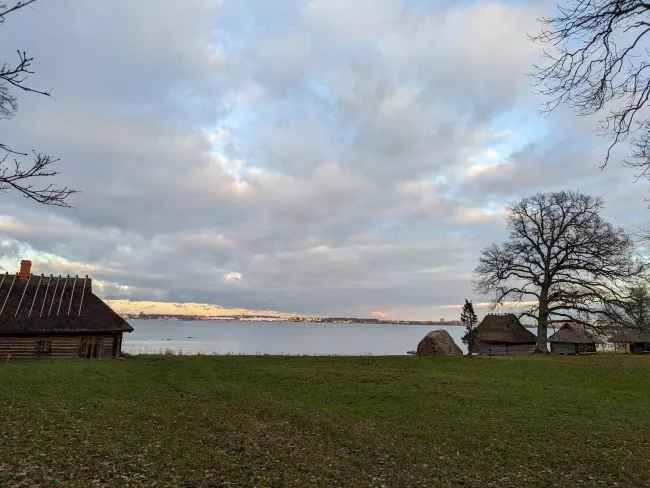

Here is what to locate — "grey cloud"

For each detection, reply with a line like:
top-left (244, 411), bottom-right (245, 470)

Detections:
top-left (0, 0), bottom-right (647, 319)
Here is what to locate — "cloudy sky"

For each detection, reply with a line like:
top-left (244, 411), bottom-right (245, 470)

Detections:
top-left (0, 0), bottom-right (648, 319)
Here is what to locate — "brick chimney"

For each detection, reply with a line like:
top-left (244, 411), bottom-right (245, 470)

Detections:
top-left (18, 260), bottom-right (32, 280)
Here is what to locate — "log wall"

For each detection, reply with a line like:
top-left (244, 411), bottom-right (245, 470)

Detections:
top-left (630, 342), bottom-right (650, 354)
top-left (576, 343), bottom-right (597, 354)
top-left (551, 343), bottom-right (577, 355)
top-left (475, 342), bottom-right (507, 356)
top-left (475, 341), bottom-right (536, 356)
top-left (507, 343), bottom-right (537, 355)
top-left (0, 334), bottom-right (120, 361)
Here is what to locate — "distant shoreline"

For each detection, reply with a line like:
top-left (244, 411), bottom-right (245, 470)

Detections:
top-left (125, 317), bottom-right (466, 326)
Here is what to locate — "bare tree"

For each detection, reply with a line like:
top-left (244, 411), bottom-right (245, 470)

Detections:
top-left (622, 283), bottom-right (650, 329)
top-left (530, 0), bottom-right (650, 176)
top-left (0, 0), bottom-right (76, 207)
top-left (474, 190), bottom-right (647, 352)
top-left (601, 280), bottom-right (650, 331)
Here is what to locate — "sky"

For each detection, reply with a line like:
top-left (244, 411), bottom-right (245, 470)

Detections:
top-left (0, 0), bottom-right (649, 320)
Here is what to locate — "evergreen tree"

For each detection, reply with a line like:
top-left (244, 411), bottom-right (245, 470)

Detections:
top-left (460, 299), bottom-right (478, 356)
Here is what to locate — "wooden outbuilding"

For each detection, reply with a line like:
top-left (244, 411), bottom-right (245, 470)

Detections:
top-left (474, 313), bottom-right (537, 356)
top-left (548, 322), bottom-right (603, 355)
top-left (608, 328), bottom-right (650, 354)
top-left (0, 260), bottom-right (133, 361)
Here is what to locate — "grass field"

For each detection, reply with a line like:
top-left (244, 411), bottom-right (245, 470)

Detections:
top-left (0, 354), bottom-right (649, 487)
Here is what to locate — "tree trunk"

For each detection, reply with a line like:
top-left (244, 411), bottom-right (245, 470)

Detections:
top-left (468, 326), bottom-right (474, 356)
top-left (536, 298), bottom-right (549, 353)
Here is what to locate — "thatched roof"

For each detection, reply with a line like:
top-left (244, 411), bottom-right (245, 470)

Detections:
top-left (608, 328), bottom-right (650, 344)
top-left (548, 322), bottom-right (604, 344)
top-left (0, 273), bottom-right (133, 335)
top-left (475, 314), bottom-right (537, 344)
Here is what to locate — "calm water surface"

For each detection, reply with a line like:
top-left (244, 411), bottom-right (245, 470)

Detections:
top-left (123, 320), bottom-right (488, 355)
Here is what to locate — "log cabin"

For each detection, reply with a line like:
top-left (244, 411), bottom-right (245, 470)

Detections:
top-left (548, 322), bottom-right (603, 355)
top-left (474, 313), bottom-right (537, 356)
top-left (608, 328), bottom-right (650, 354)
top-left (0, 260), bottom-right (133, 361)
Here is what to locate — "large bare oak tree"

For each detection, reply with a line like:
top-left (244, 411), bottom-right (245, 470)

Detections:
top-left (530, 0), bottom-right (650, 176)
top-left (474, 190), bottom-right (646, 352)
top-left (1, 0), bottom-right (76, 206)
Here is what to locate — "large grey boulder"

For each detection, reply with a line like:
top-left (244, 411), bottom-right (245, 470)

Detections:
top-left (416, 330), bottom-right (463, 357)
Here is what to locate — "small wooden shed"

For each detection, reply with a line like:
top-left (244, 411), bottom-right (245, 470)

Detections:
top-left (0, 260), bottom-right (133, 361)
top-left (474, 313), bottom-right (537, 356)
top-left (608, 328), bottom-right (650, 354)
top-left (548, 322), bottom-right (603, 355)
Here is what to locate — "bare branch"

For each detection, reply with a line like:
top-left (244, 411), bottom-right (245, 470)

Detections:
top-left (0, 0), bottom-right (76, 207)
top-left (0, 1), bottom-right (38, 20)
top-left (0, 152), bottom-right (78, 207)
top-left (530, 0), bottom-right (650, 172)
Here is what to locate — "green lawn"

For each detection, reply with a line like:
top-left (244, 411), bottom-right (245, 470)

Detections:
top-left (0, 355), bottom-right (649, 487)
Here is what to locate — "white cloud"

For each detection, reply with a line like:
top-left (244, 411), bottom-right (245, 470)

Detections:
top-left (224, 272), bottom-right (243, 282)
top-left (301, 0), bottom-right (405, 41)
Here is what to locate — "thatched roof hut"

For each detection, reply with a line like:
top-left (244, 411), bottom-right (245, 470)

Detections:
top-left (0, 260), bottom-right (133, 361)
top-left (474, 314), bottom-right (537, 356)
top-left (548, 322), bottom-right (603, 355)
top-left (608, 328), bottom-right (650, 354)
